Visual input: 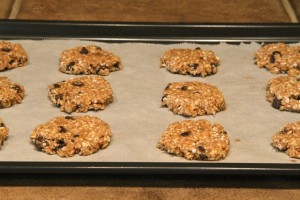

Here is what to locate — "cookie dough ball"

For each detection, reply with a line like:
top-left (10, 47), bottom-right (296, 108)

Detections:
top-left (30, 115), bottom-right (112, 157)
top-left (255, 43), bottom-right (300, 76)
top-left (272, 121), bottom-right (300, 158)
top-left (161, 81), bottom-right (226, 117)
top-left (59, 45), bottom-right (122, 76)
top-left (0, 118), bottom-right (8, 148)
top-left (160, 48), bottom-right (220, 77)
top-left (157, 119), bottom-right (230, 161)
top-left (266, 76), bottom-right (300, 113)
top-left (0, 76), bottom-right (25, 108)
top-left (48, 76), bottom-right (113, 113)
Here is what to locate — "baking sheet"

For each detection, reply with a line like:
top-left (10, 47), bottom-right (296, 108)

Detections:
top-left (0, 40), bottom-right (298, 164)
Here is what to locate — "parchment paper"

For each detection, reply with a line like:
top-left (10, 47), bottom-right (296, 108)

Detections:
top-left (0, 40), bottom-right (298, 163)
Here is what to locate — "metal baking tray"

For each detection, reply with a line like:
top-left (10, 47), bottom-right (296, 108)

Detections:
top-left (0, 20), bottom-right (300, 175)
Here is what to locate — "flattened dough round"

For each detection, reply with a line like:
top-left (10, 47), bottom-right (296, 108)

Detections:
top-left (30, 115), bottom-right (112, 157)
top-left (157, 119), bottom-right (230, 161)
top-left (266, 76), bottom-right (300, 113)
top-left (272, 121), bottom-right (300, 158)
top-left (160, 48), bottom-right (220, 77)
top-left (0, 76), bottom-right (25, 109)
top-left (161, 81), bottom-right (226, 117)
top-left (59, 45), bottom-right (122, 76)
top-left (48, 76), bottom-right (113, 113)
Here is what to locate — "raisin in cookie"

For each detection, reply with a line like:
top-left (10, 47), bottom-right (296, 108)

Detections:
top-left (157, 119), bottom-right (230, 161)
top-left (266, 76), bottom-right (300, 112)
top-left (160, 48), bottom-right (220, 77)
top-left (48, 76), bottom-right (113, 113)
top-left (0, 118), bottom-right (8, 148)
top-left (30, 115), bottom-right (112, 157)
top-left (0, 76), bottom-right (25, 108)
top-left (0, 41), bottom-right (28, 71)
top-left (255, 43), bottom-right (300, 76)
top-left (272, 121), bottom-right (300, 158)
top-left (161, 81), bottom-right (226, 117)
top-left (59, 45), bottom-right (122, 76)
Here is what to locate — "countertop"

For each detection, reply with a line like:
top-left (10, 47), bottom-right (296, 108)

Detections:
top-left (1, 174), bottom-right (300, 199)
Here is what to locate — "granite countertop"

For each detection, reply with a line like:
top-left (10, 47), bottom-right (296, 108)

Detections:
top-left (0, 0), bottom-right (300, 199)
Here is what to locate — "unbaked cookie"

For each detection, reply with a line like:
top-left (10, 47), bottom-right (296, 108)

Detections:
top-left (161, 81), bottom-right (226, 117)
top-left (0, 41), bottom-right (28, 71)
top-left (30, 115), bottom-right (112, 157)
top-left (266, 76), bottom-right (300, 112)
top-left (272, 121), bottom-right (300, 158)
top-left (157, 119), bottom-right (230, 161)
top-left (160, 48), bottom-right (220, 77)
top-left (0, 118), bottom-right (8, 148)
top-left (0, 76), bottom-right (25, 108)
top-left (48, 76), bottom-right (113, 113)
top-left (255, 43), bottom-right (300, 76)
top-left (59, 45), bottom-right (122, 76)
